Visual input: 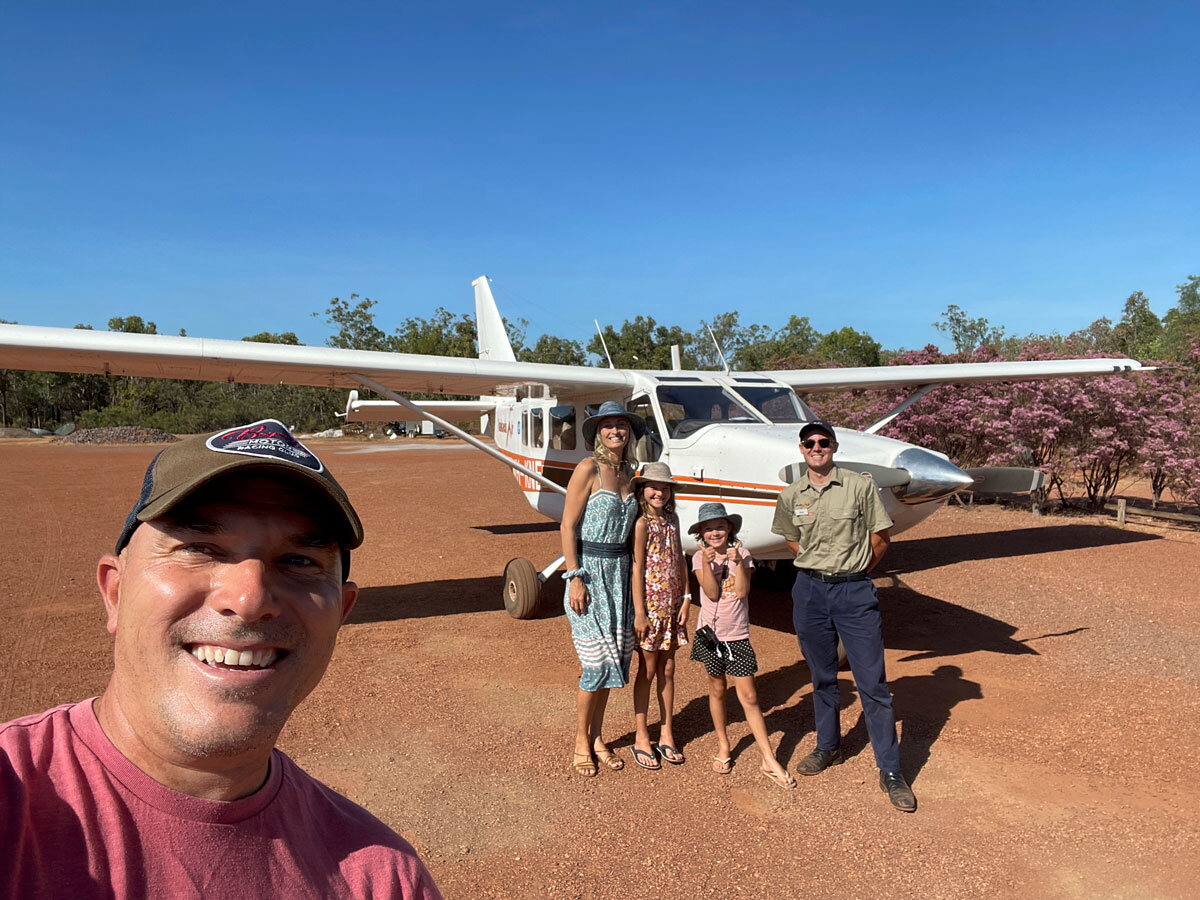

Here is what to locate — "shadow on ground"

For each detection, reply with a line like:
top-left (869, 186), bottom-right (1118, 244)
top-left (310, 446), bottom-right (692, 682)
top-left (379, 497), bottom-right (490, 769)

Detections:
top-left (886, 524), bottom-right (1156, 575)
top-left (749, 574), bottom-right (1055, 661)
top-left (472, 521), bottom-right (559, 535)
top-left (349, 574), bottom-right (568, 624)
top-left (348, 577), bottom-right (505, 623)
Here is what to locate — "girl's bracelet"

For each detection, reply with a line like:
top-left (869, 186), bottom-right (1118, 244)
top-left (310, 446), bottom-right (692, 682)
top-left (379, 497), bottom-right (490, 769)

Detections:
top-left (682, 593), bottom-right (692, 600)
top-left (563, 568), bottom-right (587, 582)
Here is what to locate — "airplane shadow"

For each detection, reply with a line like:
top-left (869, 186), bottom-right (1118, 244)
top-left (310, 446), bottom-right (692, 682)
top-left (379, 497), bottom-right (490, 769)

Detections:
top-left (748, 574), bottom-right (1050, 662)
top-left (885, 524), bottom-right (1156, 575)
top-left (472, 522), bottom-right (559, 535)
top-left (347, 577), bottom-right (505, 624)
top-left (349, 575), bottom-right (568, 624)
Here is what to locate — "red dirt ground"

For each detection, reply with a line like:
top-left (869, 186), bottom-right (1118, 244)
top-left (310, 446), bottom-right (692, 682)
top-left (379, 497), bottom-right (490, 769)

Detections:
top-left (1, 439), bottom-right (1198, 899)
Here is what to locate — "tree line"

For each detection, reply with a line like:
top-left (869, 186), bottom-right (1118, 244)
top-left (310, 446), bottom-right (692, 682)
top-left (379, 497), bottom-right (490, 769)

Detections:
top-left (2, 276), bottom-right (1198, 510)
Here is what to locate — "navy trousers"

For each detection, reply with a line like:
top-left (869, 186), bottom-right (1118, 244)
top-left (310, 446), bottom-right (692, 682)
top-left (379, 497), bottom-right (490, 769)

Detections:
top-left (792, 571), bottom-right (900, 772)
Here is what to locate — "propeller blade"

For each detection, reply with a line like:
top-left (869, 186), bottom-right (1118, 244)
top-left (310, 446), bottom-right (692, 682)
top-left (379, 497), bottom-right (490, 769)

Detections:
top-left (778, 461), bottom-right (911, 489)
top-left (963, 466), bottom-right (1046, 494)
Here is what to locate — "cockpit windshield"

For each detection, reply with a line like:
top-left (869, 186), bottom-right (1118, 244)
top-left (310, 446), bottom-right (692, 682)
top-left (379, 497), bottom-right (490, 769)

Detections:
top-left (655, 385), bottom-right (765, 438)
top-left (728, 385), bottom-right (808, 423)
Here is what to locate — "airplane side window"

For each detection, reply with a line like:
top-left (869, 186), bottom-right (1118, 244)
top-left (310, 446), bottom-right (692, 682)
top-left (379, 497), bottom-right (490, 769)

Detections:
top-left (550, 405), bottom-right (576, 450)
top-left (522, 410), bottom-right (530, 447)
top-left (733, 385), bottom-right (805, 423)
top-left (655, 385), bottom-right (758, 438)
top-left (627, 394), bottom-right (662, 462)
top-left (532, 406), bottom-right (546, 448)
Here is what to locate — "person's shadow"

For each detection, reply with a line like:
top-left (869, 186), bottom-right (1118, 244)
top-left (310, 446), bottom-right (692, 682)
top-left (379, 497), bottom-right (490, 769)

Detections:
top-left (840, 664), bottom-right (982, 782)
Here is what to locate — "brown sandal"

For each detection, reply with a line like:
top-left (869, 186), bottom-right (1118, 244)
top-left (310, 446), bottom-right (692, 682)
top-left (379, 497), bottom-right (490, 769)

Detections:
top-left (595, 748), bottom-right (624, 771)
top-left (572, 752), bottom-right (597, 777)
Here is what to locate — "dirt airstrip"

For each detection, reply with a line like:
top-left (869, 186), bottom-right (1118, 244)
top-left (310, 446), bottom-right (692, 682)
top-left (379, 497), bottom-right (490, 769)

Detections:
top-left (1, 439), bottom-right (1198, 899)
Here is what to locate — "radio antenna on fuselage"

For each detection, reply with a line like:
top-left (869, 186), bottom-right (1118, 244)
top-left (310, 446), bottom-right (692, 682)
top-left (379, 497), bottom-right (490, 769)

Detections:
top-left (707, 324), bottom-right (731, 375)
top-left (594, 319), bottom-right (616, 369)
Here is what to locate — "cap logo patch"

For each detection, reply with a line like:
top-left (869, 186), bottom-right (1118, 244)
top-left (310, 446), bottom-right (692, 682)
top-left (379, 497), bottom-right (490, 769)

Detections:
top-left (205, 419), bottom-right (324, 472)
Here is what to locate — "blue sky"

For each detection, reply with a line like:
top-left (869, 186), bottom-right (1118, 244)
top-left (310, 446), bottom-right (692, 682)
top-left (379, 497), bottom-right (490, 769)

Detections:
top-left (1, 1), bottom-right (1196, 356)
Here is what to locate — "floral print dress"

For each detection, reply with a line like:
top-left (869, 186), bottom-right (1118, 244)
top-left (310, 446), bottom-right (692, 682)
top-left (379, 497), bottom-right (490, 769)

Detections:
top-left (639, 514), bottom-right (688, 651)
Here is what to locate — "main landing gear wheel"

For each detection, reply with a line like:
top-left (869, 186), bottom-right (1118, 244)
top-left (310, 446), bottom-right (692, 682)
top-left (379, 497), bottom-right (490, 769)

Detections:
top-left (503, 558), bottom-right (540, 619)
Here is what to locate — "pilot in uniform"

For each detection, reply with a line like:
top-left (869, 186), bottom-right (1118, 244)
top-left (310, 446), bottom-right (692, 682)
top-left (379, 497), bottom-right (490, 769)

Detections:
top-left (771, 419), bottom-right (917, 812)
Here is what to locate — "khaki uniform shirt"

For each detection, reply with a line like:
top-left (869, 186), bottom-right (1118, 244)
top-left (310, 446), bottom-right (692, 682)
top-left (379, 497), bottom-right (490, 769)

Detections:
top-left (770, 466), bottom-right (893, 574)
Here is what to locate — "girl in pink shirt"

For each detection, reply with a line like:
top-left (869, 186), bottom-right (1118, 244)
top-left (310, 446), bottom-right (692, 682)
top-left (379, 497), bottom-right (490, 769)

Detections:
top-left (688, 502), bottom-right (795, 788)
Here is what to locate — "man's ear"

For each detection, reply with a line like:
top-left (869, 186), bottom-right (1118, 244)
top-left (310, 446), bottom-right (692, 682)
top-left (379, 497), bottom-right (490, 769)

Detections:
top-left (97, 554), bottom-right (122, 635)
top-left (339, 581), bottom-right (359, 625)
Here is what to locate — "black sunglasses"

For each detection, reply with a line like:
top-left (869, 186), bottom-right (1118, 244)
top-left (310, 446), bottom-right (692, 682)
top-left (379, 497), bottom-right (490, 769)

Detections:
top-left (801, 438), bottom-right (832, 449)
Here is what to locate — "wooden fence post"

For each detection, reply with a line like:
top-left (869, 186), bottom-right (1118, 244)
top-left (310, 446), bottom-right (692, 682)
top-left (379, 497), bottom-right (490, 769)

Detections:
top-left (1117, 498), bottom-right (1127, 526)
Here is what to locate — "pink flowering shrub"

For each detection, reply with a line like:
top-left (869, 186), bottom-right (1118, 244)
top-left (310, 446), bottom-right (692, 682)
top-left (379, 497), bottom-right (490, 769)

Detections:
top-left (808, 340), bottom-right (1195, 513)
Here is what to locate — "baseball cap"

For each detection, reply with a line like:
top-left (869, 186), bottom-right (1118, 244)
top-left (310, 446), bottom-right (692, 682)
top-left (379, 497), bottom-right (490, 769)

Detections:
top-left (799, 420), bottom-right (837, 442)
top-left (114, 420), bottom-right (364, 573)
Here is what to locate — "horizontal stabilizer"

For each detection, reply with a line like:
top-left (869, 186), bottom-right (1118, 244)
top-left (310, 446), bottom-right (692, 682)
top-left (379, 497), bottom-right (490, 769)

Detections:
top-left (963, 467), bottom-right (1046, 494)
top-left (344, 395), bottom-right (497, 423)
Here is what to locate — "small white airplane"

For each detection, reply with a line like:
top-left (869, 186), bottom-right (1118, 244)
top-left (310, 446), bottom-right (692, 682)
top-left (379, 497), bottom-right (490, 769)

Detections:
top-left (0, 277), bottom-right (1148, 617)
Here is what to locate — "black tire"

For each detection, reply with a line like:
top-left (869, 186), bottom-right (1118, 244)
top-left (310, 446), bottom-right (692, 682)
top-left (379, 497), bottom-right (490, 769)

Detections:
top-left (503, 558), bottom-right (540, 619)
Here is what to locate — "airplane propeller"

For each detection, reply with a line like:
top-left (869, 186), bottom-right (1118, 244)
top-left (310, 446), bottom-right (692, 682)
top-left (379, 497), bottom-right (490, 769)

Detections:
top-left (779, 448), bottom-right (976, 504)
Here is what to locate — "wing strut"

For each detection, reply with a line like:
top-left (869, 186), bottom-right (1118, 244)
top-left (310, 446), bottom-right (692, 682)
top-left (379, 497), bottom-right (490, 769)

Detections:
top-left (349, 375), bottom-right (567, 496)
top-left (863, 384), bottom-right (940, 435)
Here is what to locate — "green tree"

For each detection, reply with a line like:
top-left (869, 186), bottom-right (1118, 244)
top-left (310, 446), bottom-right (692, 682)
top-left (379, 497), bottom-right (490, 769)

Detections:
top-left (736, 315), bottom-right (820, 370)
top-left (587, 316), bottom-right (695, 369)
top-left (1110, 291), bottom-right (1162, 359)
top-left (243, 331), bottom-right (302, 345)
top-left (932, 304), bottom-right (1005, 353)
top-left (392, 307), bottom-right (476, 357)
top-left (519, 334), bottom-right (587, 366)
top-left (1162, 275), bottom-right (1200, 360)
top-left (319, 294), bottom-right (388, 351)
top-left (813, 326), bottom-right (882, 367)
top-left (108, 315), bottom-right (157, 334)
top-left (1065, 317), bottom-right (1117, 354)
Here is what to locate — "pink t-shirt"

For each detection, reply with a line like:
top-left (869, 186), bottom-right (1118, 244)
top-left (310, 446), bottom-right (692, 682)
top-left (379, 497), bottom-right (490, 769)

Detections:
top-left (691, 546), bottom-right (755, 642)
top-left (0, 700), bottom-right (441, 900)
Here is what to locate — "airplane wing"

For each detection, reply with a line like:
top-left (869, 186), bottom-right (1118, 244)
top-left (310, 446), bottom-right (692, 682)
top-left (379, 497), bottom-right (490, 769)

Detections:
top-left (767, 358), bottom-right (1149, 392)
top-left (0, 325), bottom-right (633, 397)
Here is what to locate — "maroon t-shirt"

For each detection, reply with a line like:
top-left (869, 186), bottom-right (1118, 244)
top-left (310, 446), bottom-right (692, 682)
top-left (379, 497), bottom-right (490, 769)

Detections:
top-left (0, 700), bottom-right (441, 899)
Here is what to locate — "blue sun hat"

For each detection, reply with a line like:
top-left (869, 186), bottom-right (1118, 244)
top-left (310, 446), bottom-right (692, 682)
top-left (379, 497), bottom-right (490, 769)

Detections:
top-left (688, 501), bottom-right (743, 536)
top-left (581, 400), bottom-right (647, 447)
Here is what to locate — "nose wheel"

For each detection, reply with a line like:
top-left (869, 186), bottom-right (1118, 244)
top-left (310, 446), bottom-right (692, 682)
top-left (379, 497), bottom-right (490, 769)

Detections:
top-left (503, 558), bottom-right (541, 619)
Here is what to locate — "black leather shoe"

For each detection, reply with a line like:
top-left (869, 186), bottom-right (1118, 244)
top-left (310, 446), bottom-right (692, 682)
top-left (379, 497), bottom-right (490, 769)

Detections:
top-left (795, 748), bottom-right (843, 775)
top-left (879, 770), bottom-right (916, 812)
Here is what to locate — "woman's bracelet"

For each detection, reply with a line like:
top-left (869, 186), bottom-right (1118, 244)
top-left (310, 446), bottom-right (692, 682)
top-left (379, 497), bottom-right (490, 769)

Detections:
top-left (682, 593), bottom-right (692, 600)
top-left (563, 568), bottom-right (587, 582)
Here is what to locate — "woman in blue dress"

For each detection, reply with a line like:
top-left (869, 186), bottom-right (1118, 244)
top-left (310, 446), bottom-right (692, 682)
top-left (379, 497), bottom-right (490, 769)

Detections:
top-left (561, 401), bottom-right (645, 777)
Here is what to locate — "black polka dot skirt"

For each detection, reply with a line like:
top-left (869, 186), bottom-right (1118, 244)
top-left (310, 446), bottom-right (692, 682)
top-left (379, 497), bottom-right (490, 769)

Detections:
top-left (690, 636), bottom-right (758, 678)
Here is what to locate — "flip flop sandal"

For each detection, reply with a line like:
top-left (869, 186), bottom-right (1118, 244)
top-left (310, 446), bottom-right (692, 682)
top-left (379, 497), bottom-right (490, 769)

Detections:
top-left (761, 767), bottom-right (797, 789)
top-left (595, 749), bottom-right (624, 771)
top-left (712, 756), bottom-right (732, 775)
top-left (656, 743), bottom-right (685, 765)
top-left (632, 747), bottom-right (661, 770)
top-left (572, 752), bottom-right (597, 778)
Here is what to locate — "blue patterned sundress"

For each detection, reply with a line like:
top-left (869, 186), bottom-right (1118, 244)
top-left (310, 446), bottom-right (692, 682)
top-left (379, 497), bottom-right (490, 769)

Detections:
top-left (564, 488), bottom-right (638, 691)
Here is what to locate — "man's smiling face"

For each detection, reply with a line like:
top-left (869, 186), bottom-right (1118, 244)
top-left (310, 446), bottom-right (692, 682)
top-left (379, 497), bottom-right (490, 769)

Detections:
top-left (99, 472), bottom-right (357, 761)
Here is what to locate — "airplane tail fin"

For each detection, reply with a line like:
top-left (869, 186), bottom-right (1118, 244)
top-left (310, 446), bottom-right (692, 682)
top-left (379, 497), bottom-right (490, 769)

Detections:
top-left (472, 276), bottom-right (516, 362)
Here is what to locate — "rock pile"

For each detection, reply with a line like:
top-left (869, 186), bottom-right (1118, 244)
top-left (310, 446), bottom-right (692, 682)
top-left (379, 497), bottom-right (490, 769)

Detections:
top-left (52, 426), bottom-right (179, 444)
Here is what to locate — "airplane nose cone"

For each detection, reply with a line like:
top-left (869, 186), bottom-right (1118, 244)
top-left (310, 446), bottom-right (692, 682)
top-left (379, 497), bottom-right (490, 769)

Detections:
top-left (892, 448), bottom-right (975, 504)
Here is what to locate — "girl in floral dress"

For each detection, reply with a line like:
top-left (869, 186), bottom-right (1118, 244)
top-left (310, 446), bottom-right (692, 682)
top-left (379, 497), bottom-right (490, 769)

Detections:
top-left (629, 462), bottom-right (692, 770)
